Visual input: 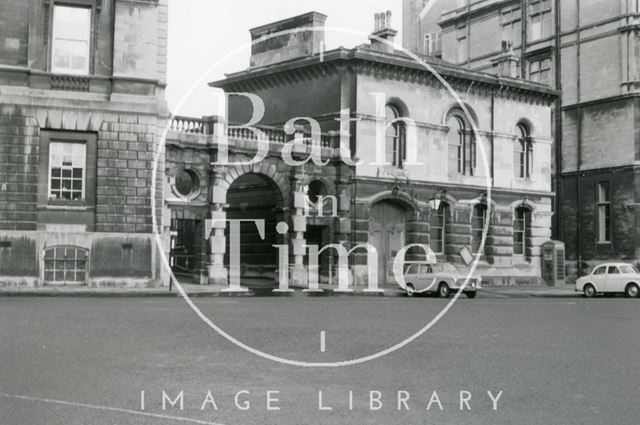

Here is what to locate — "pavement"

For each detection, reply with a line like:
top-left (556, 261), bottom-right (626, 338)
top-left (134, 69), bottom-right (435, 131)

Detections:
top-left (2, 295), bottom-right (639, 425)
top-left (0, 281), bottom-right (578, 298)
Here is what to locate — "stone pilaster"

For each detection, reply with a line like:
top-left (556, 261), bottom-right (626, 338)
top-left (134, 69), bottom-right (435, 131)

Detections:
top-left (290, 168), bottom-right (308, 287)
top-left (207, 165), bottom-right (231, 287)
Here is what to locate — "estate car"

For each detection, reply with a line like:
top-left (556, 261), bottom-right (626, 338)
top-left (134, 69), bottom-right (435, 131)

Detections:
top-left (401, 262), bottom-right (481, 298)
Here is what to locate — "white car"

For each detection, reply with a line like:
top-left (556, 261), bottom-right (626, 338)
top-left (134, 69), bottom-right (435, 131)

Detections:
top-left (401, 262), bottom-right (481, 298)
top-left (575, 262), bottom-right (640, 298)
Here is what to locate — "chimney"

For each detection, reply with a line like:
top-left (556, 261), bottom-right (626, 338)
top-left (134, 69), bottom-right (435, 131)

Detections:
top-left (369, 11), bottom-right (397, 54)
top-left (249, 12), bottom-right (327, 68)
top-left (491, 49), bottom-right (520, 78)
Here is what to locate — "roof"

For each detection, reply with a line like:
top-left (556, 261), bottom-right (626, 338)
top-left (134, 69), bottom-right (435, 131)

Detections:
top-left (210, 44), bottom-right (560, 101)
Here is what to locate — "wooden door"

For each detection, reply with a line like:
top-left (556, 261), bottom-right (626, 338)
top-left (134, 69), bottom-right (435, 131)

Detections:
top-left (369, 202), bottom-right (406, 285)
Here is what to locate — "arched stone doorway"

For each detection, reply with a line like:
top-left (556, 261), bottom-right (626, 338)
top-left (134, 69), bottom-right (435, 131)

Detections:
top-left (225, 173), bottom-right (284, 281)
top-left (368, 200), bottom-right (412, 284)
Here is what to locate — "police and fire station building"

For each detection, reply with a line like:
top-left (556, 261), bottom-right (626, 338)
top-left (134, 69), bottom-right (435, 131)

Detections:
top-left (0, 1), bottom-right (566, 289)
top-left (165, 11), bottom-right (557, 288)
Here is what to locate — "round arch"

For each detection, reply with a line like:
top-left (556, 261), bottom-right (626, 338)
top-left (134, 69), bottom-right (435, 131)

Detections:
top-left (442, 102), bottom-right (480, 127)
top-left (386, 96), bottom-right (410, 118)
top-left (509, 197), bottom-right (537, 213)
top-left (513, 118), bottom-right (536, 137)
top-left (367, 189), bottom-right (419, 213)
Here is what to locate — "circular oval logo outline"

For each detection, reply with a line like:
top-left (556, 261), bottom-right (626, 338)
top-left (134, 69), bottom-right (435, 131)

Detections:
top-left (151, 25), bottom-right (492, 367)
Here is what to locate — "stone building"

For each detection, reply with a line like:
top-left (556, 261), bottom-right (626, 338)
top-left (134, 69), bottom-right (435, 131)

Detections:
top-left (165, 11), bottom-right (557, 287)
top-left (405, 0), bottom-right (640, 279)
top-left (0, 0), bottom-right (169, 286)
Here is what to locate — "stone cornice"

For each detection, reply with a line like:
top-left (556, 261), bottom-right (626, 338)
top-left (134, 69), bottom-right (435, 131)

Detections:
top-left (352, 176), bottom-right (555, 199)
top-left (210, 47), bottom-right (559, 106)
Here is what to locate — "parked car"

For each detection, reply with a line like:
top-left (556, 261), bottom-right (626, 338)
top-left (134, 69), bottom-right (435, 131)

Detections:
top-left (575, 262), bottom-right (640, 298)
top-left (401, 262), bottom-right (481, 298)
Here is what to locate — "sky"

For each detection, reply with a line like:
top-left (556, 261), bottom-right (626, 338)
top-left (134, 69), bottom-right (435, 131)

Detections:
top-left (166, 0), bottom-right (403, 117)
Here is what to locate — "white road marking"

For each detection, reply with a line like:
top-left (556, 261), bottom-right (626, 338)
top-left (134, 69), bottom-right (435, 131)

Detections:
top-left (0, 393), bottom-right (226, 425)
top-left (320, 331), bottom-right (326, 353)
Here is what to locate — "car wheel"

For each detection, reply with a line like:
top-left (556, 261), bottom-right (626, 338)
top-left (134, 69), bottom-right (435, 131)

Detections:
top-left (583, 284), bottom-right (596, 298)
top-left (465, 291), bottom-right (477, 299)
top-left (625, 283), bottom-right (639, 298)
top-left (438, 282), bottom-right (451, 298)
top-left (405, 283), bottom-right (415, 297)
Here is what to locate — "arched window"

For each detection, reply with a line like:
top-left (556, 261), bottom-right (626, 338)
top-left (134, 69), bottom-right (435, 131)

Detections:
top-left (447, 110), bottom-right (476, 176)
top-left (430, 202), bottom-right (450, 254)
top-left (513, 207), bottom-right (532, 256)
top-left (385, 105), bottom-right (406, 168)
top-left (514, 123), bottom-right (533, 178)
top-left (471, 204), bottom-right (488, 254)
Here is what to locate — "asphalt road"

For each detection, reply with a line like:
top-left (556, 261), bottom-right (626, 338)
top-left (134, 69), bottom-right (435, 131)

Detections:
top-left (1, 293), bottom-right (639, 425)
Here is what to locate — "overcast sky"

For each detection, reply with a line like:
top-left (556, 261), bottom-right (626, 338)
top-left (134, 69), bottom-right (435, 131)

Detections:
top-left (166, 0), bottom-right (403, 117)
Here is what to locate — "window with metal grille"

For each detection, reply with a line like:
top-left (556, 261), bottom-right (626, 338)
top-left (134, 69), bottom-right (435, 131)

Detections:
top-left (44, 246), bottom-right (89, 284)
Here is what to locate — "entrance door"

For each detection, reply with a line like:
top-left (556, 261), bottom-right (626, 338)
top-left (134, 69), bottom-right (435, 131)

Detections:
top-left (369, 202), bottom-right (406, 284)
top-left (170, 218), bottom-right (201, 274)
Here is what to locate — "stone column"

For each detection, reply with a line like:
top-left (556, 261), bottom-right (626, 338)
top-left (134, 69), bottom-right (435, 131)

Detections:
top-left (206, 165), bottom-right (231, 287)
top-left (290, 168), bottom-right (308, 287)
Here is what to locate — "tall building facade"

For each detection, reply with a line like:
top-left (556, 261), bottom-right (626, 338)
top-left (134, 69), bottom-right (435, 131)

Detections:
top-left (165, 11), bottom-right (557, 287)
top-left (0, 0), bottom-right (169, 287)
top-left (405, 0), bottom-right (640, 280)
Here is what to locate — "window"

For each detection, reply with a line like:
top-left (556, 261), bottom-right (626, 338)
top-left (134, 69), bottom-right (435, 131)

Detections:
top-left (593, 266), bottom-right (606, 275)
top-left (514, 123), bottom-right (533, 179)
top-left (501, 7), bottom-right (522, 48)
top-left (607, 266), bottom-right (620, 274)
top-left (51, 5), bottom-right (91, 75)
top-left (447, 110), bottom-right (476, 176)
top-left (529, 57), bottom-right (552, 85)
top-left (513, 207), bottom-right (531, 256)
top-left (620, 264), bottom-right (638, 274)
top-left (529, 0), bottom-right (552, 41)
top-left (174, 169), bottom-right (200, 199)
top-left (430, 203), bottom-right (450, 255)
top-left (471, 205), bottom-right (488, 254)
top-left (44, 246), bottom-right (89, 284)
top-left (385, 105), bottom-right (406, 168)
top-left (597, 182), bottom-right (611, 243)
top-left (457, 35), bottom-right (467, 63)
top-left (49, 142), bottom-right (86, 201)
top-left (424, 32), bottom-right (442, 57)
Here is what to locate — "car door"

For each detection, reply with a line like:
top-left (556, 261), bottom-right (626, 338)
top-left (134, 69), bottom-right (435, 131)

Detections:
top-left (420, 264), bottom-right (436, 292)
top-left (605, 266), bottom-right (624, 292)
top-left (588, 266), bottom-right (607, 291)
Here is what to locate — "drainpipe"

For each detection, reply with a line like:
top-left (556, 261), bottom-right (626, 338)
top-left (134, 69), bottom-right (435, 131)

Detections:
top-left (553, 0), bottom-right (563, 240)
top-left (521, 0), bottom-right (528, 78)
top-left (576, 0), bottom-right (582, 277)
top-left (490, 87), bottom-right (496, 184)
